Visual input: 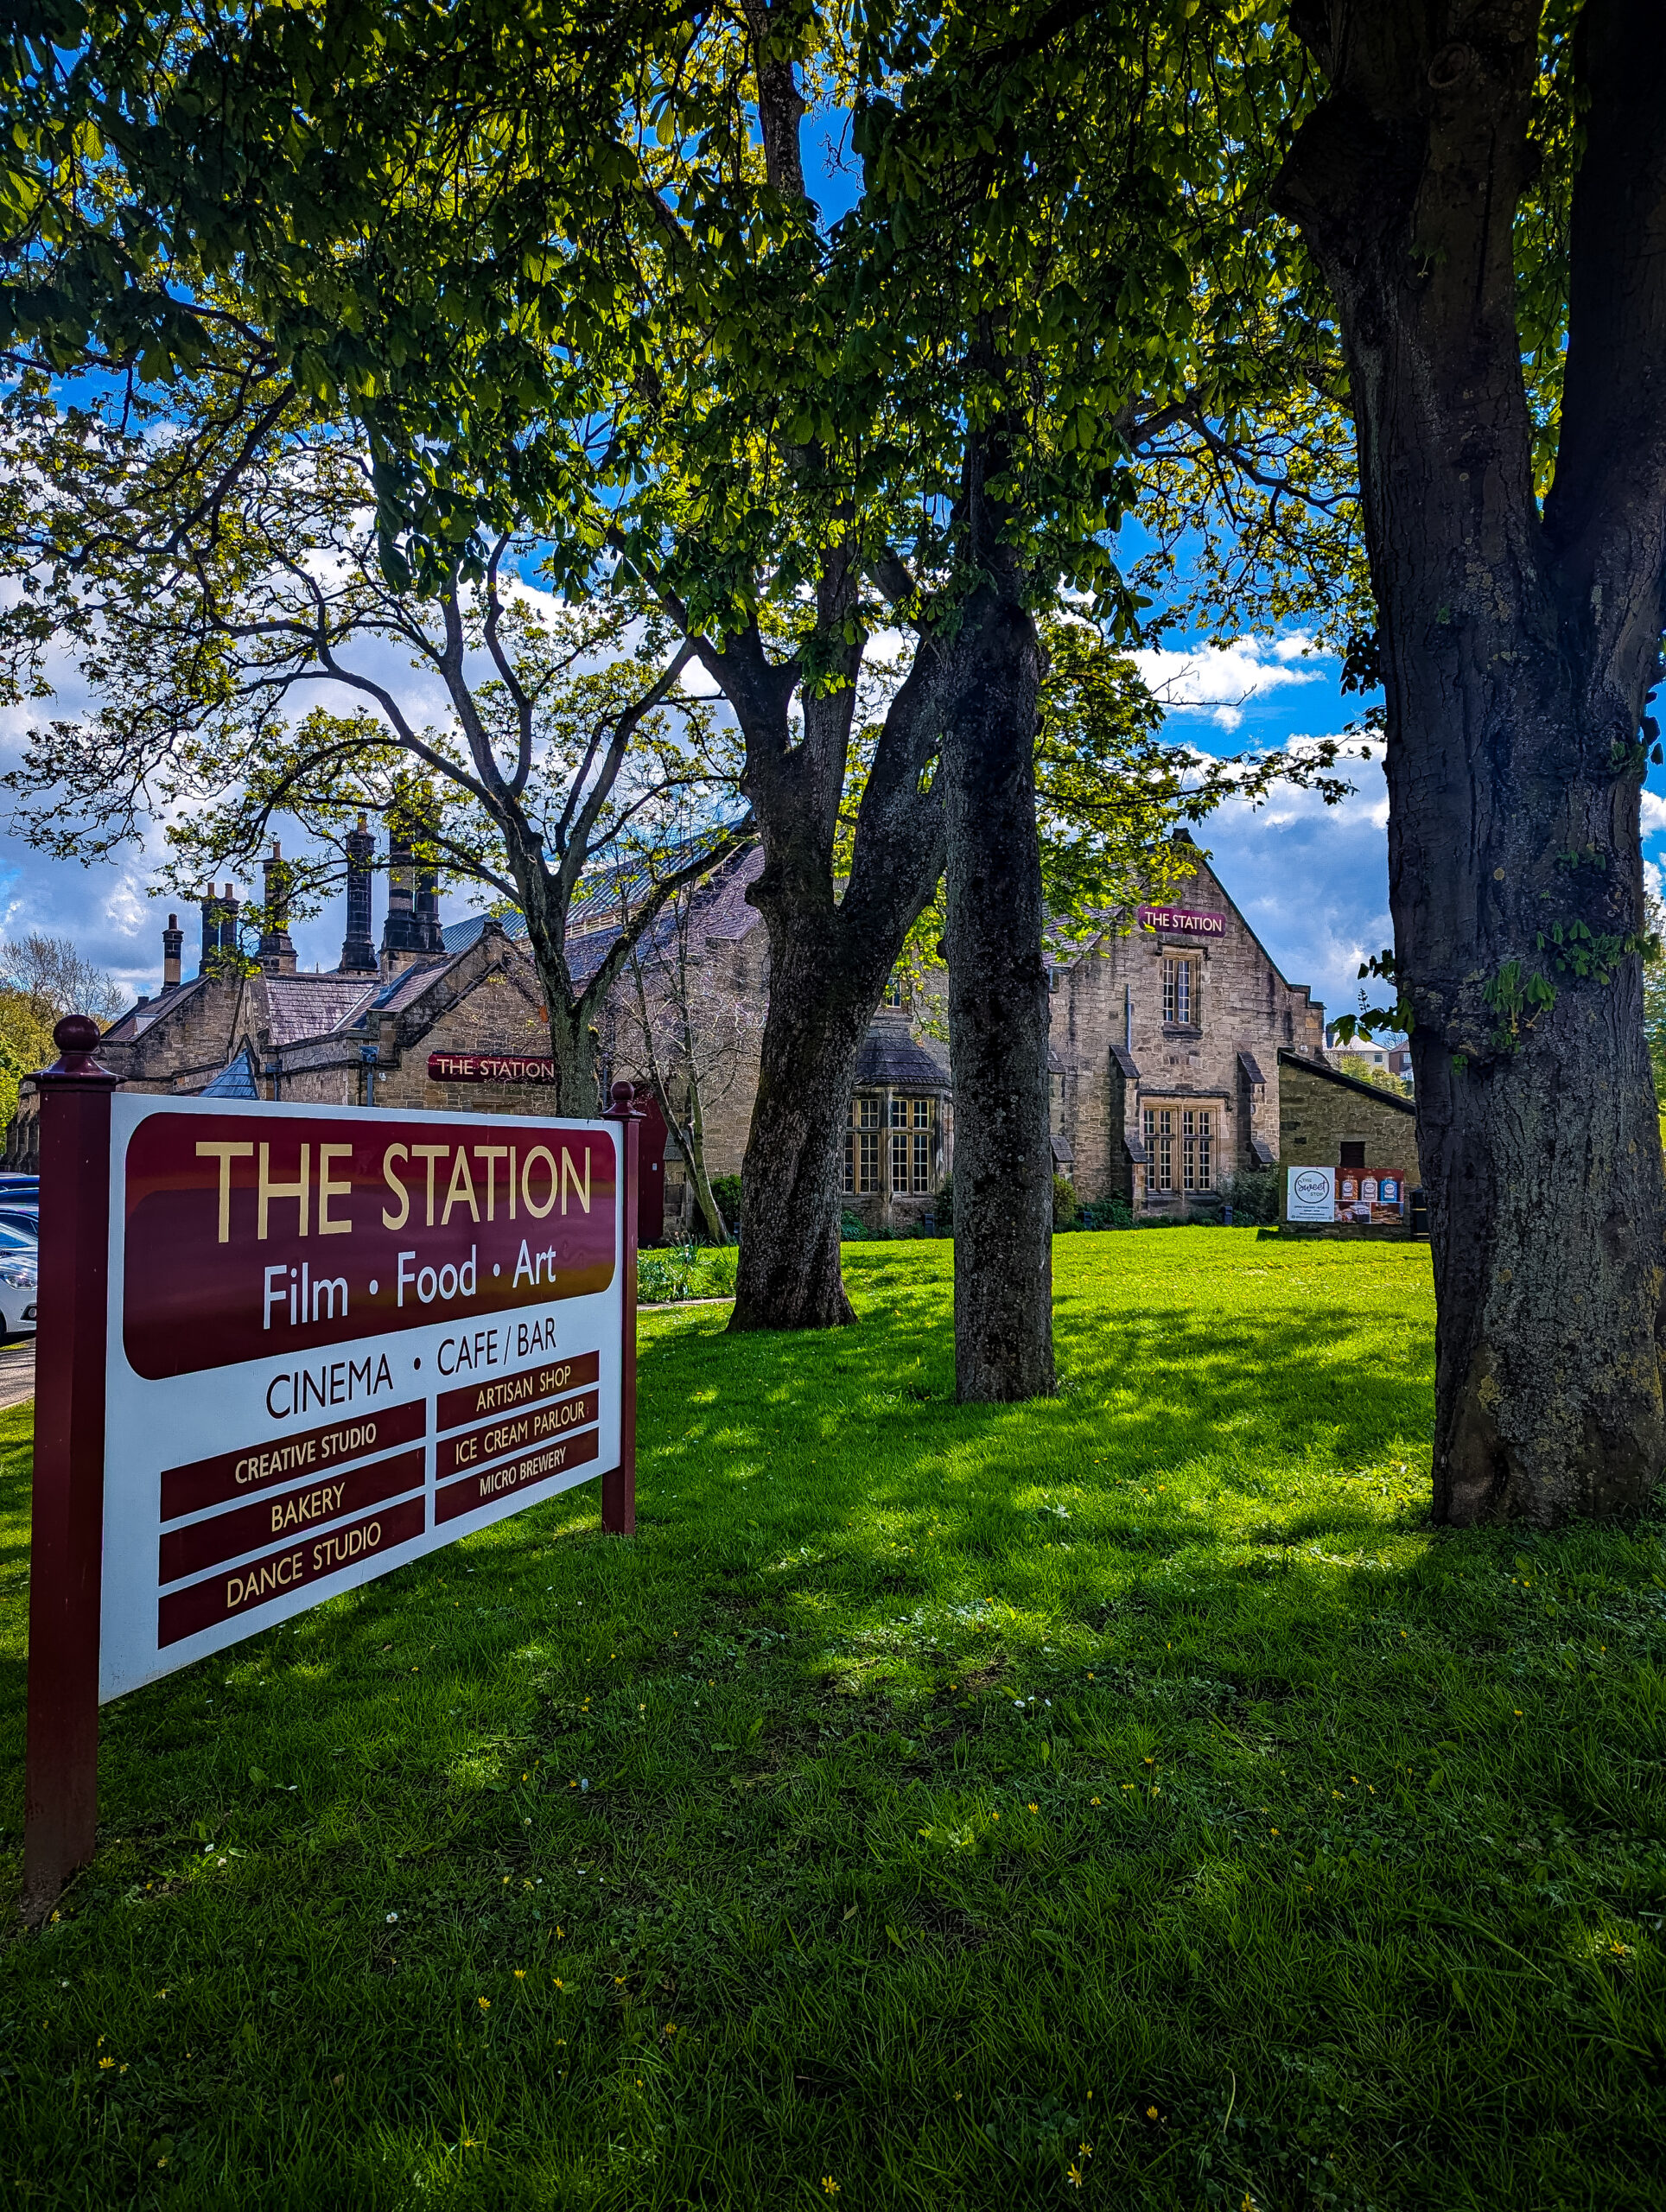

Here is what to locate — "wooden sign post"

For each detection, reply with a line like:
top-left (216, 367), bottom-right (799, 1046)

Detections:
top-left (22, 1022), bottom-right (641, 1922)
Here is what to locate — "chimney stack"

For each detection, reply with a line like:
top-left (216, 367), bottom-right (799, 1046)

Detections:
top-left (380, 797), bottom-right (443, 968)
top-left (340, 813), bottom-right (378, 973)
top-left (414, 828), bottom-right (444, 954)
top-left (199, 885), bottom-right (234, 976)
top-left (162, 912), bottom-right (182, 989)
top-left (258, 843), bottom-right (297, 975)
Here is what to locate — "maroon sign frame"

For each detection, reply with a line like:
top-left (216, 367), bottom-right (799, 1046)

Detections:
top-left (22, 1024), bottom-right (644, 1923)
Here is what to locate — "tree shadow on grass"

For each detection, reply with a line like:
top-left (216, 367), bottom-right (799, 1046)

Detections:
top-left (3, 1300), bottom-right (1663, 2211)
top-left (639, 1294), bottom-right (1432, 1553)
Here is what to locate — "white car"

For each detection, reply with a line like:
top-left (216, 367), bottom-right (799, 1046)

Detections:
top-left (0, 1219), bottom-right (37, 1337)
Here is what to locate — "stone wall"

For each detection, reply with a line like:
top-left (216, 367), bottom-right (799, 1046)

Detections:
top-left (1048, 845), bottom-right (1327, 1217)
top-left (1276, 1047), bottom-right (1421, 1237)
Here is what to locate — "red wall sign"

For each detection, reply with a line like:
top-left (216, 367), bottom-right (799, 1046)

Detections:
top-left (1136, 904), bottom-right (1228, 939)
top-left (428, 1052), bottom-right (559, 1084)
top-left (22, 1038), bottom-right (642, 1921)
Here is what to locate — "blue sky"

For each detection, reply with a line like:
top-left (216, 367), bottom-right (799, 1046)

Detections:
top-left (6, 101), bottom-right (1664, 1021)
top-left (8, 605), bottom-right (1666, 1033)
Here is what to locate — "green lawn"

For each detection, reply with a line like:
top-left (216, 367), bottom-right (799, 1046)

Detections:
top-left (3, 1230), bottom-right (1663, 2210)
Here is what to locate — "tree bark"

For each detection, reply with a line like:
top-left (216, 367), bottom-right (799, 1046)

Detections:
top-left (1276, 0), bottom-right (1666, 1524)
top-left (940, 514), bottom-right (1055, 1402)
top-left (713, 596), bottom-right (950, 1331)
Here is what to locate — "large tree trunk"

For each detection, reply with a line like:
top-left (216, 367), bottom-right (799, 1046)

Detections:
top-left (542, 991), bottom-right (601, 1117)
top-left (1277, 0), bottom-right (1666, 1524)
top-left (940, 532), bottom-right (1055, 1402)
top-left (722, 612), bottom-right (949, 1331)
top-left (730, 933), bottom-right (875, 1328)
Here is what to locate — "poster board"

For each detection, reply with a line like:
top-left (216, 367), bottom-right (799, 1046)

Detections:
top-left (1286, 1164), bottom-right (1409, 1225)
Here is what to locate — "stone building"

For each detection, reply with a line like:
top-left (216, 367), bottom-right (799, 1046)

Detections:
top-left (1042, 838), bottom-right (1328, 1217)
top-left (2, 830), bottom-right (786, 1241)
top-left (1276, 1047), bottom-right (1422, 1237)
top-left (6, 828), bottom-right (1326, 1234)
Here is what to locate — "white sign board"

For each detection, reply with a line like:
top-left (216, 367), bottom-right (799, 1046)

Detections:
top-left (97, 1096), bottom-right (627, 1701)
top-left (1286, 1165), bottom-right (1337, 1222)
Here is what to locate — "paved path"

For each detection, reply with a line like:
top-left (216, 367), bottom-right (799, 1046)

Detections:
top-left (0, 1338), bottom-right (35, 1411)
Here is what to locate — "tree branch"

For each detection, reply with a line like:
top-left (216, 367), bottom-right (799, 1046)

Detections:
top-left (1542, 0), bottom-right (1666, 693)
top-left (575, 815), bottom-right (756, 1021)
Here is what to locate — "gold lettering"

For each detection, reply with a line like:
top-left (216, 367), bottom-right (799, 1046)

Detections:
top-left (317, 1143), bottom-right (354, 1235)
top-left (442, 1147), bottom-right (480, 1225)
top-left (257, 1143), bottom-right (310, 1240)
top-left (196, 1141), bottom-right (253, 1243)
top-left (522, 1145), bottom-right (557, 1220)
top-left (561, 1146), bottom-right (592, 1215)
top-left (474, 1145), bottom-right (508, 1221)
top-left (410, 1145), bottom-right (449, 1228)
top-left (381, 1143), bottom-right (410, 1230)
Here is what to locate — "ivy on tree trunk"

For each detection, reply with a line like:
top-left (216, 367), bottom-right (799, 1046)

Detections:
top-left (1276, 0), bottom-right (1666, 1524)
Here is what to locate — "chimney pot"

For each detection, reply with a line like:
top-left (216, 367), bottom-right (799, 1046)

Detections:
top-left (162, 909), bottom-right (184, 989)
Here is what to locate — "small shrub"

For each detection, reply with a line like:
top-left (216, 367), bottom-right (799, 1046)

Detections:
top-left (708, 1173), bottom-right (744, 1236)
top-left (1080, 1194), bottom-right (1135, 1231)
top-left (637, 1245), bottom-right (698, 1303)
top-left (1218, 1164), bottom-right (1280, 1226)
top-left (638, 1243), bottom-right (740, 1301)
top-left (1052, 1173), bottom-right (1078, 1230)
top-left (840, 1209), bottom-right (869, 1242)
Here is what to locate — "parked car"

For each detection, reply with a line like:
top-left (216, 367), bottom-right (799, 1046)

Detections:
top-left (0, 1218), bottom-right (36, 1337)
top-left (0, 1206), bottom-right (38, 1239)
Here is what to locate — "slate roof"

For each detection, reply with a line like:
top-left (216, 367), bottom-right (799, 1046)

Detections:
top-left (262, 975), bottom-right (381, 1046)
top-left (104, 976), bottom-right (206, 1042)
top-left (197, 1046), bottom-right (259, 1098)
top-left (855, 1017), bottom-right (951, 1090)
top-left (353, 958), bottom-right (455, 1020)
top-left (693, 846), bottom-right (764, 940)
top-left (439, 838), bottom-right (762, 962)
top-left (442, 909), bottom-right (526, 956)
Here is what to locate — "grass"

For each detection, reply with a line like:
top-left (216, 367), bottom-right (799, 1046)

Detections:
top-left (636, 1243), bottom-right (737, 1306)
top-left (2, 1228), bottom-right (1664, 2210)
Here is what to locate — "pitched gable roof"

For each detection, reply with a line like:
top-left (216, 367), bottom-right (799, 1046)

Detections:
top-left (262, 974), bottom-right (381, 1045)
top-left (103, 975), bottom-right (208, 1042)
top-left (1276, 1046), bottom-right (1415, 1114)
top-left (197, 1045), bottom-right (260, 1098)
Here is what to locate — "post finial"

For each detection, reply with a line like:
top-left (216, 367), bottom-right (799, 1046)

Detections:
top-left (42, 1014), bottom-right (118, 1086)
top-left (604, 1078), bottom-right (643, 1119)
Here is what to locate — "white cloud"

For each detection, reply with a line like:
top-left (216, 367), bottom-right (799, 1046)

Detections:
top-left (1189, 733), bottom-right (1392, 1015)
top-left (1132, 634), bottom-right (1329, 731)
